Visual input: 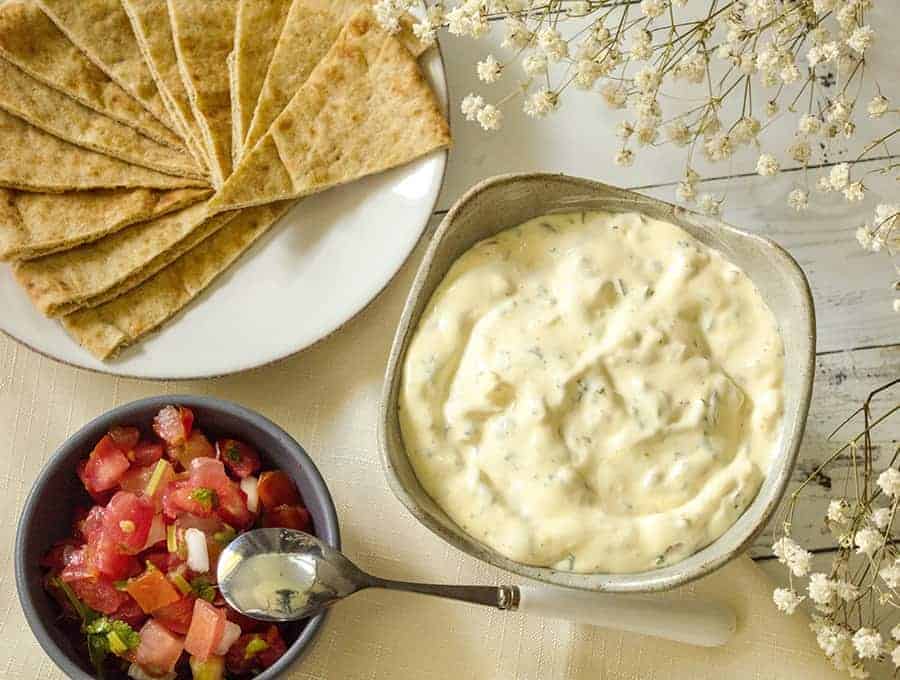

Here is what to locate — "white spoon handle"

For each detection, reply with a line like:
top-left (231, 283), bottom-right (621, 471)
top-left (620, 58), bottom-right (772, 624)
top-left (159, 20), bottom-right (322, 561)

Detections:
top-left (516, 584), bottom-right (736, 647)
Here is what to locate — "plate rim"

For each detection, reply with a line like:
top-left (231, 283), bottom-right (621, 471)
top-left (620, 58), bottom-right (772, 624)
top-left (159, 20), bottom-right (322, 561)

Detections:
top-left (1, 40), bottom-right (450, 382)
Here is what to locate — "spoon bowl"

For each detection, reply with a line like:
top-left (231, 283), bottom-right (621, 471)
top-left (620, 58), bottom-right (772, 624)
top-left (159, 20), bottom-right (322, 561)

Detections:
top-left (219, 529), bottom-right (363, 622)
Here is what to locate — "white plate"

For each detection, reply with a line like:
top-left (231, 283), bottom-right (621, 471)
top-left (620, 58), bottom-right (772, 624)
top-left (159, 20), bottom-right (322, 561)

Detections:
top-left (0, 47), bottom-right (448, 380)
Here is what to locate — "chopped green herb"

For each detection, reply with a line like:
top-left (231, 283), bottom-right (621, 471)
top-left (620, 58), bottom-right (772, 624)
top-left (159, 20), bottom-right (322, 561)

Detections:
top-left (213, 524), bottom-right (236, 546)
top-left (225, 444), bottom-right (241, 461)
top-left (81, 616), bottom-right (140, 677)
top-left (244, 636), bottom-right (269, 659)
top-left (113, 579), bottom-right (129, 591)
top-left (190, 576), bottom-right (216, 603)
top-left (190, 487), bottom-right (218, 511)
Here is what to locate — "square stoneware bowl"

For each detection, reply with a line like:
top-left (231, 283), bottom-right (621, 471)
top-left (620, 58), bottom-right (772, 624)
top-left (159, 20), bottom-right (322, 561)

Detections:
top-left (378, 173), bottom-right (815, 593)
top-left (16, 395), bottom-right (340, 679)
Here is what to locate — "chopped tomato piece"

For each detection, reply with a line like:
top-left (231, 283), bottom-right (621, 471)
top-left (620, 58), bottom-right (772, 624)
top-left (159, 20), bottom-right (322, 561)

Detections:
top-left (87, 532), bottom-right (141, 580)
top-left (41, 540), bottom-right (81, 571)
top-left (78, 505), bottom-right (105, 543)
top-left (102, 492), bottom-right (155, 554)
top-left (225, 626), bottom-right (286, 674)
top-left (257, 471), bottom-right (301, 510)
top-left (153, 594), bottom-right (196, 635)
top-left (133, 440), bottom-right (164, 467)
top-left (108, 425), bottom-right (140, 453)
top-left (262, 504), bottom-right (311, 532)
top-left (60, 545), bottom-right (94, 582)
top-left (126, 566), bottom-right (181, 613)
top-left (169, 431), bottom-right (216, 471)
top-left (80, 435), bottom-right (130, 494)
top-left (110, 595), bottom-right (147, 629)
top-left (224, 605), bottom-right (265, 633)
top-left (188, 458), bottom-right (253, 529)
top-left (135, 619), bottom-right (185, 675)
top-left (153, 405), bottom-right (194, 446)
top-left (60, 550), bottom-right (128, 614)
top-left (256, 625), bottom-right (287, 668)
top-left (219, 439), bottom-right (261, 479)
top-left (184, 600), bottom-right (226, 662)
top-left (163, 480), bottom-right (216, 520)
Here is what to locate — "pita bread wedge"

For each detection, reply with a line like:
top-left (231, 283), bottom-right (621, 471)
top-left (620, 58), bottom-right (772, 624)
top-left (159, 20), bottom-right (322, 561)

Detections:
top-left (230, 0), bottom-right (292, 162)
top-left (241, 0), bottom-right (428, 156)
top-left (0, 109), bottom-right (207, 193)
top-left (0, 57), bottom-right (204, 180)
top-left (208, 9), bottom-right (449, 214)
top-left (0, 187), bottom-right (210, 261)
top-left (168, 0), bottom-right (237, 188)
top-left (120, 0), bottom-right (211, 172)
top-left (0, 1), bottom-right (183, 150)
top-left (14, 201), bottom-right (237, 317)
top-left (35, 0), bottom-right (179, 136)
top-left (61, 201), bottom-right (294, 359)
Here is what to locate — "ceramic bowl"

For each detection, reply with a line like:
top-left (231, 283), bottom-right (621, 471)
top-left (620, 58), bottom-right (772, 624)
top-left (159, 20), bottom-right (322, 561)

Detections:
top-left (15, 395), bottom-right (340, 679)
top-left (378, 173), bottom-right (815, 593)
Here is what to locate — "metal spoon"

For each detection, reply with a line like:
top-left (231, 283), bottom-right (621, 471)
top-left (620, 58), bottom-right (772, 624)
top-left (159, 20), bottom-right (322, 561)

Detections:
top-left (218, 529), bottom-right (736, 647)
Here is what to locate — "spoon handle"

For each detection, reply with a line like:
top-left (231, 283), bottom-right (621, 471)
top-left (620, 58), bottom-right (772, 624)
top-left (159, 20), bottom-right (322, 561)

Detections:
top-left (367, 577), bottom-right (518, 609)
top-left (516, 584), bottom-right (736, 647)
top-left (368, 578), bottom-right (734, 647)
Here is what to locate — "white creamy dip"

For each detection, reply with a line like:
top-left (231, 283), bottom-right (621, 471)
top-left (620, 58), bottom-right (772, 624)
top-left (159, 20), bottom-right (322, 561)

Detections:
top-left (399, 211), bottom-right (785, 573)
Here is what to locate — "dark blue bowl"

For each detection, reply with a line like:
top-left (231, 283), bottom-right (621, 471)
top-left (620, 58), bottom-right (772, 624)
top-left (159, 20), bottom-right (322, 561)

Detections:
top-left (15, 395), bottom-right (340, 680)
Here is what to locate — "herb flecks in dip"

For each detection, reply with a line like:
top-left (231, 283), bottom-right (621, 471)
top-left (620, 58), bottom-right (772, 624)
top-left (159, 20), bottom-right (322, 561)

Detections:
top-left (399, 211), bottom-right (785, 573)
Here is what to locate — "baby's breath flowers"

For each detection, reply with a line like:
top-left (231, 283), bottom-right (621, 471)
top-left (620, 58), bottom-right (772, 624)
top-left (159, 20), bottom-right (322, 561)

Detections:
top-left (774, 380), bottom-right (900, 677)
top-left (373, 0), bottom-right (899, 311)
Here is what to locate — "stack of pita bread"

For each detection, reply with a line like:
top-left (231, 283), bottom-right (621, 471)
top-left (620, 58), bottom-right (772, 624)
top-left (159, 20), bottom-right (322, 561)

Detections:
top-left (0, 0), bottom-right (450, 360)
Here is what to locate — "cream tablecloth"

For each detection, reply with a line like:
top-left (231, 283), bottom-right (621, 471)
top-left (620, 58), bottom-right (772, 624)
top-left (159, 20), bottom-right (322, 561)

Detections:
top-left (0, 234), bottom-right (843, 679)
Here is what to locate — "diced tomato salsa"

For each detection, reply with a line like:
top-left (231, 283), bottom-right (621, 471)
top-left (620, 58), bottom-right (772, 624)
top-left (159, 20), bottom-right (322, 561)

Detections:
top-left (41, 405), bottom-right (313, 679)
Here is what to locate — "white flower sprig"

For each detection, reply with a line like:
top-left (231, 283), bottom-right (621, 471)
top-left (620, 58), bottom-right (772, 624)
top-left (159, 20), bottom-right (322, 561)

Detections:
top-left (773, 379), bottom-right (900, 678)
top-left (374, 0), bottom-right (899, 311)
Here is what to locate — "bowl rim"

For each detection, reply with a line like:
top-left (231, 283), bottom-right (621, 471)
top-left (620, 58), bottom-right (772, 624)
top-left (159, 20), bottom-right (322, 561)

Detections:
top-left (14, 394), bottom-right (341, 680)
top-left (378, 172), bottom-right (816, 593)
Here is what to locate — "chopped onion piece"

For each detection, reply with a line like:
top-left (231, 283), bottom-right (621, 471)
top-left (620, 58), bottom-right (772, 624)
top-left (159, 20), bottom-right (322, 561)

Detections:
top-left (185, 528), bottom-right (209, 573)
top-left (128, 663), bottom-right (176, 680)
top-left (240, 476), bottom-right (259, 513)
top-left (142, 514), bottom-right (166, 551)
top-left (214, 621), bottom-right (242, 656)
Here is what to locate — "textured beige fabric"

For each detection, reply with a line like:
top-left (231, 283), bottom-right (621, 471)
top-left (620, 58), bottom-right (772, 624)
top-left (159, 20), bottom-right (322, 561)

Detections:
top-left (0, 239), bottom-right (846, 678)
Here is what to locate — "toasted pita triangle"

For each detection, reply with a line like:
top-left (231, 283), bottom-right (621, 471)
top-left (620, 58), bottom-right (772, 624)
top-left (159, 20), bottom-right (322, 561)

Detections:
top-left (35, 0), bottom-right (179, 136)
top-left (62, 200), bottom-right (294, 360)
top-left (209, 9), bottom-right (449, 214)
top-left (0, 187), bottom-right (211, 261)
top-left (121, 0), bottom-right (211, 173)
top-left (0, 57), bottom-right (204, 180)
top-left (230, 0), bottom-right (293, 163)
top-left (0, 109), bottom-right (207, 193)
top-left (241, 0), bottom-right (429, 157)
top-left (0, 1), bottom-right (183, 151)
top-left (14, 201), bottom-right (237, 317)
top-left (168, 0), bottom-right (237, 188)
